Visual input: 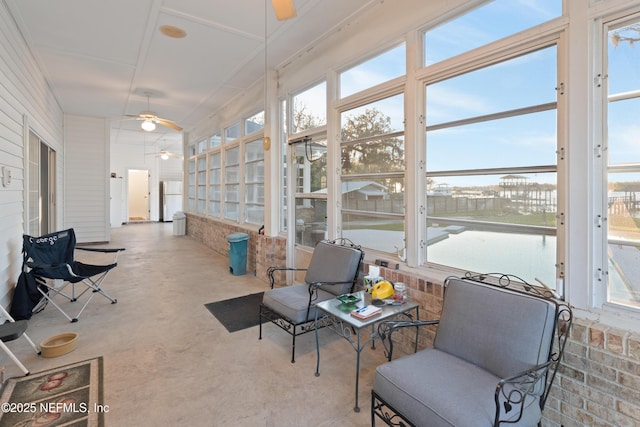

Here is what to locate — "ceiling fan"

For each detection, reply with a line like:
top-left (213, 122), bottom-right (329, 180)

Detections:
top-left (272, 0), bottom-right (296, 20)
top-left (125, 92), bottom-right (183, 132)
top-left (145, 149), bottom-right (182, 160)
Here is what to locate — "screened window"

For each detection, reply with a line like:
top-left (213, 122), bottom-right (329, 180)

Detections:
top-left (604, 17), bottom-right (640, 309)
top-left (340, 43), bottom-right (406, 98)
top-left (225, 122), bottom-right (240, 142)
top-left (424, 44), bottom-right (558, 288)
top-left (197, 156), bottom-right (207, 213)
top-left (187, 159), bottom-right (196, 211)
top-left (341, 93), bottom-right (405, 254)
top-left (225, 146), bottom-right (240, 221)
top-left (292, 82), bottom-right (326, 134)
top-left (245, 139), bottom-right (265, 225)
top-left (245, 111), bottom-right (265, 135)
top-left (197, 139), bottom-right (207, 154)
top-left (292, 136), bottom-right (327, 247)
top-left (424, 0), bottom-right (562, 66)
top-left (210, 132), bottom-right (222, 149)
top-left (209, 152), bottom-right (221, 216)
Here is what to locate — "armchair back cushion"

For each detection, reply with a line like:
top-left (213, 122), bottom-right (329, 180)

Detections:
top-left (434, 277), bottom-right (556, 387)
top-left (304, 241), bottom-right (363, 296)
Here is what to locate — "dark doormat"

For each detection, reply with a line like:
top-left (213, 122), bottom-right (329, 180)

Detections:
top-left (205, 292), bottom-right (264, 333)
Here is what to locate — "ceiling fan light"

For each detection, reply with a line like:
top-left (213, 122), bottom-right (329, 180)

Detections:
top-left (141, 119), bottom-right (156, 132)
top-left (160, 153), bottom-right (170, 160)
top-left (272, 0), bottom-right (296, 21)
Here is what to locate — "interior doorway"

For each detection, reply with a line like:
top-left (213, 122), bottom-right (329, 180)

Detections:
top-left (27, 131), bottom-right (56, 236)
top-left (128, 169), bottom-right (150, 221)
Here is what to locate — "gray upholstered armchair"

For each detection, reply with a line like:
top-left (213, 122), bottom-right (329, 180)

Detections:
top-left (259, 239), bottom-right (364, 363)
top-left (372, 273), bottom-right (572, 427)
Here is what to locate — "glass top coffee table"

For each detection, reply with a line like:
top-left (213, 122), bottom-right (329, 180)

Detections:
top-left (313, 290), bottom-right (419, 412)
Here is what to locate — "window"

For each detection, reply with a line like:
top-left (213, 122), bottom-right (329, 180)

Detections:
top-left (340, 93), bottom-right (405, 254)
top-left (603, 16), bottom-right (640, 309)
top-left (289, 82), bottom-right (328, 246)
top-left (225, 122), bottom-right (240, 142)
top-left (291, 135), bottom-right (328, 246)
top-left (197, 156), bottom-right (207, 213)
top-left (224, 146), bottom-right (240, 221)
top-left (423, 0), bottom-right (562, 66)
top-left (197, 139), bottom-right (207, 154)
top-left (210, 132), bottom-right (222, 149)
top-left (209, 152), bottom-right (221, 216)
top-left (424, 44), bottom-right (559, 287)
top-left (245, 111), bottom-right (265, 135)
top-left (340, 43), bottom-right (406, 98)
top-left (245, 139), bottom-right (264, 224)
top-left (187, 159), bottom-right (196, 211)
top-left (292, 82), bottom-right (326, 133)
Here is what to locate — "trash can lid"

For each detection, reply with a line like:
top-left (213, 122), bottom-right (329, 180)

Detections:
top-left (173, 211), bottom-right (186, 219)
top-left (227, 232), bottom-right (249, 242)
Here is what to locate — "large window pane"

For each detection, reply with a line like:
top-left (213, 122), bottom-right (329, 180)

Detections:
top-left (426, 46), bottom-right (557, 127)
top-left (197, 157), bottom-right (206, 213)
top-left (426, 111), bottom-right (557, 171)
top-left (340, 93), bottom-right (405, 254)
top-left (245, 111), bottom-right (265, 135)
top-left (293, 137), bottom-right (327, 247)
top-left (424, 0), bottom-right (561, 66)
top-left (245, 140), bottom-right (264, 225)
top-left (340, 43), bottom-right (406, 98)
top-left (225, 122), bottom-right (240, 142)
top-left (292, 82), bottom-right (326, 133)
top-left (425, 44), bottom-right (558, 288)
top-left (294, 198), bottom-right (327, 247)
top-left (188, 159), bottom-right (196, 211)
top-left (225, 147), bottom-right (240, 221)
top-left (209, 153), bottom-right (221, 216)
top-left (341, 94), bottom-right (404, 142)
top-left (606, 18), bottom-right (640, 309)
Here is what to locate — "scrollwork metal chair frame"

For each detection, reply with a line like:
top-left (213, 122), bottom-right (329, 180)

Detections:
top-left (259, 239), bottom-right (364, 363)
top-left (371, 273), bottom-right (572, 427)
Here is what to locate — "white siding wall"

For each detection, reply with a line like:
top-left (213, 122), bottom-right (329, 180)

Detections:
top-left (0, 3), bottom-right (64, 305)
top-left (64, 115), bottom-right (109, 243)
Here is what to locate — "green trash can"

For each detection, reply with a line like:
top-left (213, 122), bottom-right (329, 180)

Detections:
top-left (227, 232), bottom-right (249, 275)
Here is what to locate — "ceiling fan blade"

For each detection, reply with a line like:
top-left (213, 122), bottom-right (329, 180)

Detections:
top-left (155, 118), bottom-right (183, 131)
top-left (272, 0), bottom-right (296, 20)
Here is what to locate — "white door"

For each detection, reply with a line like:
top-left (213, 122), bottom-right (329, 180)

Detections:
top-left (128, 169), bottom-right (149, 221)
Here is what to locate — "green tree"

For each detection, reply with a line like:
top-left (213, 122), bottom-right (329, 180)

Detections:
top-left (340, 108), bottom-right (404, 175)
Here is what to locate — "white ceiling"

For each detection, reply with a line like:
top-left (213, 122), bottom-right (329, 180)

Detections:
top-left (6, 0), bottom-right (378, 153)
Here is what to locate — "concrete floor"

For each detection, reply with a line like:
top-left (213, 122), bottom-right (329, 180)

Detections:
top-left (2, 222), bottom-right (391, 426)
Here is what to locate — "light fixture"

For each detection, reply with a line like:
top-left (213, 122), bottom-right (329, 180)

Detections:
top-left (272, 0), bottom-right (296, 21)
top-left (141, 119), bottom-right (156, 132)
top-left (160, 25), bottom-right (187, 39)
top-left (160, 152), bottom-right (169, 160)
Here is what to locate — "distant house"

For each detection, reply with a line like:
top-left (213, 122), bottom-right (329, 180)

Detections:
top-left (314, 181), bottom-right (389, 200)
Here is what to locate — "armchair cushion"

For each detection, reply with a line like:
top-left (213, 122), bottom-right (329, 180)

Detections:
top-left (261, 284), bottom-right (335, 324)
top-left (304, 240), bottom-right (364, 295)
top-left (433, 279), bottom-right (556, 388)
top-left (374, 348), bottom-right (541, 427)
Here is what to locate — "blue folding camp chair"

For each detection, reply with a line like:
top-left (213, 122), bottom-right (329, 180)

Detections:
top-left (22, 229), bottom-right (125, 322)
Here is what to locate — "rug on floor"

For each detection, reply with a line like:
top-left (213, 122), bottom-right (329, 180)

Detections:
top-left (0, 357), bottom-right (104, 426)
top-left (205, 292), bottom-right (264, 333)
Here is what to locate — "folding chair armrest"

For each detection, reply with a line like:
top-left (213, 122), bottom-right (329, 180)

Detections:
top-left (76, 247), bottom-right (126, 253)
top-left (26, 261), bottom-right (70, 270)
top-left (494, 360), bottom-right (554, 426)
top-left (266, 266), bottom-right (307, 289)
top-left (377, 319), bottom-right (439, 361)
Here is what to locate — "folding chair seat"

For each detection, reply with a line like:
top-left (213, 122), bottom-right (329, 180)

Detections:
top-left (259, 239), bottom-right (364, 363)
top-left (23, 229), bottom-right (125, 323)
top-left (0, 305), bottom-right (40, 376)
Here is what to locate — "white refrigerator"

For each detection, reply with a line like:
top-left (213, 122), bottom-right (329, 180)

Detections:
top-left (160, 181), bottom-right (183, 222)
